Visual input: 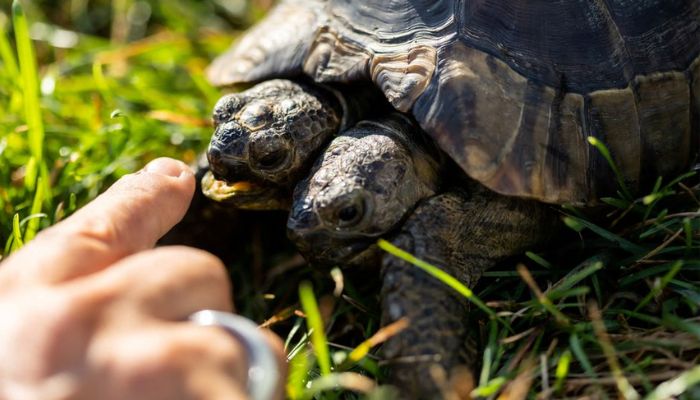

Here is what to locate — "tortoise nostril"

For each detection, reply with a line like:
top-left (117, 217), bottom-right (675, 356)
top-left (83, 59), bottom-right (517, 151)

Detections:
top-left (288, 203), bottom-right (319, 231)
top-left (207, 147), bottom-right (229, 180)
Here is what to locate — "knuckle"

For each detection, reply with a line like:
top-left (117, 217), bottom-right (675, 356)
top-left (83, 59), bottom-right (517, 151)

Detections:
top-left (178, 246), bottom-right (226, 269)
top-left (118, 336), bottom-right (185, 381)
top-left (44, 213), bottom-right (124, 256)
top-left (70, 215), bottom-right (123, 249)
top-left (154, 246), bottom-right (226, 273)
top-left (150, 337), bottom-right (192, 366)
top-left (166, 247), bottom-right (229, 290)
top-left (100, 327), bottom-right (249, 396)
top-left (201, 328), bottom-right (244, 363)
top-left (137, 329), bottom-right (241, 371)
top-left (184, 327), bottom-right (247, 378)
top-left (189, 254), bottom-right (231, 307)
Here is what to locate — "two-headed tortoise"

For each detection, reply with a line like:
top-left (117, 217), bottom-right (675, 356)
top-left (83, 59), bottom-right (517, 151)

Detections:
top-left (202, 0), bottom-right (700, 397)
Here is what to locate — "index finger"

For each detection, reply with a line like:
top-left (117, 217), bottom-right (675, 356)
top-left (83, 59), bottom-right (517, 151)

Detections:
top-left (3, 158), bottom-right (196, 284)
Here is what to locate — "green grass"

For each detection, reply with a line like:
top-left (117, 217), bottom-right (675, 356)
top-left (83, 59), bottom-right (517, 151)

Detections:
top-left (2, 2), bottom-right (700, 399)
top-left (0, 0), bottom-right (237, 250)
top-left (299, 281), bottom-right (333, 377)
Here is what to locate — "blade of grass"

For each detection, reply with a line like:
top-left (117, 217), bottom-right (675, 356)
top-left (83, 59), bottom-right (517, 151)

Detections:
top-left (638, 219), bottom-right (676, 240)
top-left (10, 213), bottom-right (24, 252)
top-left (569, 333), bottom-right (596, 378)
top-left (662, 172), bottom-right (697, 191)
top-left (378, 239), bottom-right (501, 323)
top-left (286, 351), bottom-right (310, 400)
top-left (588, 136), bottom-right (633, 201)
top-left (12, 0), bottom-right (50, 228)
top-left (619, 261), bottom-right (699, 287)
top-left (633, 260), bottom-right (684, 312)
top-left (13, 0), bottom-right (45, 176)
top-left (589, 302), bottom-right (640, 400)
top-left (479, 319), bottom-right (499, 387)
top-left (23, 176), bottom-right (45, 242)
top-left (92, 58), bottom-right (113, 103)
top-left (525, 251), bottom-right (552, 269)
top-left (637, 228), bottom-right (684, 264)
top-left (554, 350), bottom-right (572, 394)
top-left (608, 308), bottom-right (663, 325)
top-left (562, 215), bottom-right (646, 254)
top-left (345, 318), bottom-right (409, 365)
top-left (286, 331), bottom-right (310, 361)
top-left (303, 372), bottom-right (377, 399)
top-left (601, 196), bottom-right (633, 210)
top-left (0, 12), bottom-right (20, 81)
top-left (643, 365), bottom-right (700, 400)
top-left (517, 264), bottom-right (570, 327)
top-left (546, 258), bottom-right (605, 296)
top-left (662, 314), bottom-right (700, 341)
top-left (298, 281), bottom-right (332, 376)
top-left (547, 287), bottom-right (590, 301)
top-left (683, 217), bottom-right (693, 251)
top-left (472, 377), bottom-right (508, 398)
top-left (23, 156), bottom-right (37, 190)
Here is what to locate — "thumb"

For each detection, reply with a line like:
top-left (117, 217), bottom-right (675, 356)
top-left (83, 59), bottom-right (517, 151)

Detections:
top-left (3, 158), bottom-right (196, 284)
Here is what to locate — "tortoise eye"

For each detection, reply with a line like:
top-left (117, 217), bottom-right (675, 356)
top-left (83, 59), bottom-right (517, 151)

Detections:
top-left (338, 205), bottom-right (359, 222)
top-left (250, 135), bottom-right (292, 172)
top-left (257, 149), bottom-right (287, 169)
top-left (334, 196), bottom-right (366, 228)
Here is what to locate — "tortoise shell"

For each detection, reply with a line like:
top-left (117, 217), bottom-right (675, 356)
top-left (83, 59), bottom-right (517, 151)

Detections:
top-left (208, 0), bottom-right (700, 205)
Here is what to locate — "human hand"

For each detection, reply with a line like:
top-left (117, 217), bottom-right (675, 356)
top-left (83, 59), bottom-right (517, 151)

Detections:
top-left (0, 158), bottom-right (285, 400)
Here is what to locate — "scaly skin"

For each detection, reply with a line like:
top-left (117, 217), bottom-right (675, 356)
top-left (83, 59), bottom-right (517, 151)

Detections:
top-left (381, 186), bottom-right (553, 398)
top-left (205, 79), bottom-right (389, 210)
top-left (205, 80), bottom-right (342, 209)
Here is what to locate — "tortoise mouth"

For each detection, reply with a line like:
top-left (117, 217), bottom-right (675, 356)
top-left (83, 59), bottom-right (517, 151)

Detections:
top-left (201, 171), bottom-right (290, 210)
top-left (288, 226), bottom-right (379, 267)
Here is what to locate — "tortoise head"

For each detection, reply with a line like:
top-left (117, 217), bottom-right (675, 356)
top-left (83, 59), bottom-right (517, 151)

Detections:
top-left (287, 115), bottom-right (441, 265)
top-left (204, 79), bottom-right (342, 209)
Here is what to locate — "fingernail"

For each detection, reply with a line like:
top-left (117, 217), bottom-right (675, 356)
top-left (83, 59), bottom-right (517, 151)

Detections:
top-left (144, 158), bottom-right (192, 177)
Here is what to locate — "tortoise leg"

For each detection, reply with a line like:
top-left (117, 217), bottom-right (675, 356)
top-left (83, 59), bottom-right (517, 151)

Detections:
top-left (380, 186), bottom-right (554, 399)
top-left (206, 0), bottom-right (324, 86)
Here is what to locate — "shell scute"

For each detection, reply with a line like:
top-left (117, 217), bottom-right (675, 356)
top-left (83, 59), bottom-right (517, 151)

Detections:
top-left (586, 87), bottom-right (641, 195)
top-left (414, 41), bottom-right (529, 185)
top-left (635, 72), bottom-right (692, 180)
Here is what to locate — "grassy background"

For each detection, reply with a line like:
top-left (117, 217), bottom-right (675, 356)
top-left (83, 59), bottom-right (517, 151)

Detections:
top-left (1, 1), bottom-right (700, 399)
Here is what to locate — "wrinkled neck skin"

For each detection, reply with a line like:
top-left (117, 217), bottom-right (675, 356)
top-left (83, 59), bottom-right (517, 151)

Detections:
top-left (322, 81), bottom-right (393, 131)
top-left (288, 113), bottom-right (443, 266)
